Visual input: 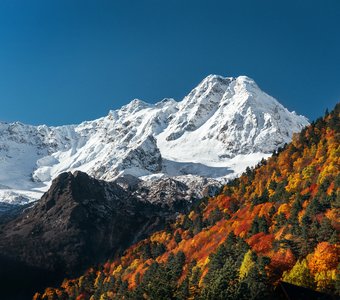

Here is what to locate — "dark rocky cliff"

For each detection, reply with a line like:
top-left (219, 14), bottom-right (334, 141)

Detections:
top-left (0, 171), bottom-right (190, 299)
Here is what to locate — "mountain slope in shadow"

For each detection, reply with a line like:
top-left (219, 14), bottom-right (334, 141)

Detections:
top-left (0, 171), bottom-right (189, 299)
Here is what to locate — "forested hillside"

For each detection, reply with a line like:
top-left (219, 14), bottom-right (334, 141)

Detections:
top-left (34, 104), bottom-right (340, 300)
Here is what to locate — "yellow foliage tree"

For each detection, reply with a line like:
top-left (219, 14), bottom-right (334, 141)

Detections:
top-left (308, 242), bottom-right (339, 274)
top-left (282, 259), bottom-right (315, 289)
top-left (315, 270), bottom-right (337, 293)
top-left (239, 250), bottom-right (255, 279)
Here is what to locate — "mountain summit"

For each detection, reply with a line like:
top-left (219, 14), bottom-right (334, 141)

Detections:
top-left (158, 75), bottom-right (308, 162)
top-left (0, 75), bottom-right (309, 204)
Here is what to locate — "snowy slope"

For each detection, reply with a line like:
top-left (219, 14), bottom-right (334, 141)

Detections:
top-left (0, 75), bottom-right (309, 204)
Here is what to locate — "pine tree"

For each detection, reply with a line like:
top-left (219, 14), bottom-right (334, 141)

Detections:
top-left (188, 266), bottom-right (201, 300)
top-left (200, 258), bottom-right (241, 300)
top-left (208, 207), bottom-right (223, 225)
top-left (335, 263), bottom-right (340, 296)
top-left (175, 277), bottom-right (189, 300)
top-left (318, 217), bottom-right (335, 242)
top-left (174, 231), bottom-right (182, 244)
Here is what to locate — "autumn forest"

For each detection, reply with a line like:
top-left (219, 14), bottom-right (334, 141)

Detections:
top-left (32, 104), bottom-right (340, 300)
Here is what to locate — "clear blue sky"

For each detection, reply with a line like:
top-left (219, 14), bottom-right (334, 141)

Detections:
top-left (0, 0), bottom-right (339, 125)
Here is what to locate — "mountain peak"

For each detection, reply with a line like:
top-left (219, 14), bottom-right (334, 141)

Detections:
top-left (121, 98), bottom-right (151, 113)
top-left (0, 74), bottom-right (309, 206)
top-left (191, 74), bottom-right (263, 107)
top-left (234, 75), bottom-right (259, 89)
top-left (196, 74), bottom-right (234, 92)
top-left (235, 75), bottom-right (256, 82)
top-left (198, 74), bottom-right (260, 89)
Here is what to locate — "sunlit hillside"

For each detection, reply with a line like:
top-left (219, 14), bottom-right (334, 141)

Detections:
top-left (35, 104), bottom-right (340, 300)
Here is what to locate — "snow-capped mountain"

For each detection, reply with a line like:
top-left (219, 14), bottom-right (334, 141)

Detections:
top-left (0, 75), bottom-right (309, 204)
